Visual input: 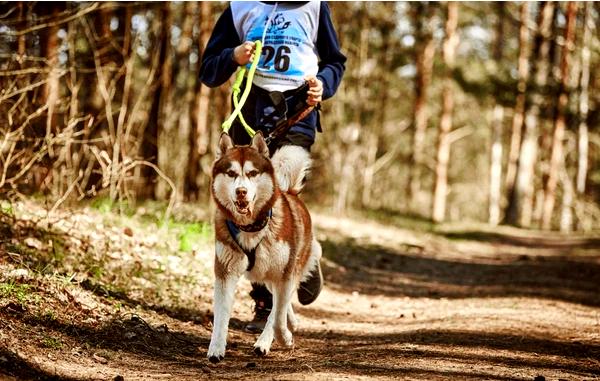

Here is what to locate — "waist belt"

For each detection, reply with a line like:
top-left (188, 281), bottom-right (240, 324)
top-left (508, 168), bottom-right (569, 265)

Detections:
top-left (249, 81), bottom-right (315, 145)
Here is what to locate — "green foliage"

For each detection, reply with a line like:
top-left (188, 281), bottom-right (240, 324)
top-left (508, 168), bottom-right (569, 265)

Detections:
top-left (38, 308), bottom-right (57, 322)
top-left (87, 264), bottom-right (105, 280)
top-left (0, 200), bottom-right (14, 216)
top-left (90, 197), bottom-right (134, 215)
top-left (0, 282), bottom-right (33, 306)
top-left (90, 198), bottom-right (116, 214)
top-left (41, 336), bottom-right (63, 349)
top-left (176, 222), bottom-right (212, 252)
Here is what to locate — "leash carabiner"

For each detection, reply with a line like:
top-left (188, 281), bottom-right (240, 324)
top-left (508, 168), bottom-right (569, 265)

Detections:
top-left (221, 40), bottom-right (262, 137)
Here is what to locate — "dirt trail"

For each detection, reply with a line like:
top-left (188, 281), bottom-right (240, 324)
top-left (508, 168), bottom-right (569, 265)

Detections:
top-left (1, 212), bottom-right (600, 380)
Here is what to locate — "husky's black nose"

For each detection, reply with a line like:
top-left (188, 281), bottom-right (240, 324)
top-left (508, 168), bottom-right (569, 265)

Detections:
top-left (236, 187), bottom-right (247, 198)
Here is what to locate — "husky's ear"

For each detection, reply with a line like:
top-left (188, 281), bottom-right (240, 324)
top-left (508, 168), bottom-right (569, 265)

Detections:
top-left (217, 132), bottom-right (234, 160)
top-left (251, 131), bottom-right (269, 157)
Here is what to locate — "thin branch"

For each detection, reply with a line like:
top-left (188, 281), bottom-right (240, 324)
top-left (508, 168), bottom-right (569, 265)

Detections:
top-left (367, 121), bottom-right (409, 175)
top-left (49, 171), bottom-right (84, 215)
top-left (0, 68), bottom-right (52, 76)
top-left (124, 160), bottom-right (177, 220)
top-left (6, 146), bottom-right (49, 187)
top-left (448, 126), bottom-right (473, 145)
top-left (111, 39), bottom-right (137, 200)
top-left (7, 3), bottom-right (101, 36)
top-left (0, 71), bottom-right (68, 103)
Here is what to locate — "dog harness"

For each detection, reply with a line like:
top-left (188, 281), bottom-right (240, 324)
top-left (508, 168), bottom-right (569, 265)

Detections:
top-left (225, 210), bottom-right (272, 271)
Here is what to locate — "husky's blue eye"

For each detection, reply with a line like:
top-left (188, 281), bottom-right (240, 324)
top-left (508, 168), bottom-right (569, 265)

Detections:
top-left (226, 170), bottom-right (236, 177)
top-left (247, 170), bottom-right (259, 178)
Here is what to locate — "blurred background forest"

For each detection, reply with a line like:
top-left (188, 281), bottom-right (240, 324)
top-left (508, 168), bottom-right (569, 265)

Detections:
top-left (0, 1), bottom-right (599, 232)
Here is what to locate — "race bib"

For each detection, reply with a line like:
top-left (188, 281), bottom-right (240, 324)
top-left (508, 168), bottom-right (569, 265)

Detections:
top-left (232, 2), bottom-right (320, 92)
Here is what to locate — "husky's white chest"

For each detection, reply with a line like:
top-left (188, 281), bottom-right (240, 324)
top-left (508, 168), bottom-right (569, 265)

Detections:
top-left (245, 240), bottom-right (291, 283)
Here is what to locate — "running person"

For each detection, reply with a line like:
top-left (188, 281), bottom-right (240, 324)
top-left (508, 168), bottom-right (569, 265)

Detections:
top-left (200, 0), bottom-right (346, 333)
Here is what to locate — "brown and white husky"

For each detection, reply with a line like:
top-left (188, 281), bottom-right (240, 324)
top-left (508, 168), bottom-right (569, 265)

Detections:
top-left (207, 132), bottom-right (322, 363)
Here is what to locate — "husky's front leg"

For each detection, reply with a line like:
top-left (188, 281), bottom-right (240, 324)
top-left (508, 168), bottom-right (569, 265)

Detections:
top-left (254, 280), bottom-right (295, 355)
top-left (207, 272), bottom-right (239, 363)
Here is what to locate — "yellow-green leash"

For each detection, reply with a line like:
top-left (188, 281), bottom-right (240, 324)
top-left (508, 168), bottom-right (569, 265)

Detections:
top-left (221, 40), bottom-right (262, 137)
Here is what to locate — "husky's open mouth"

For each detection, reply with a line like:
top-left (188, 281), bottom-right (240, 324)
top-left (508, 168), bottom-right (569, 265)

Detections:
top-left (234, 200), bottom-right (252, 215)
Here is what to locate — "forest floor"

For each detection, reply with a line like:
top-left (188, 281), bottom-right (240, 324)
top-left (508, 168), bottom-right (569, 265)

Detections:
top-left (1, 199), bottom-right (599, 380)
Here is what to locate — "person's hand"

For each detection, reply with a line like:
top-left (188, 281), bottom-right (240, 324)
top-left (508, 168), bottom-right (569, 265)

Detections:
top-left (305, 75), bottom-right (323, 106)
top-left (233, 41), bottom-right (256, 66)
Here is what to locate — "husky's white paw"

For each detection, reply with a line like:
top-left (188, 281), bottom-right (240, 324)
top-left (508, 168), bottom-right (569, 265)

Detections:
top-left (207, 340), bottom-right (226, 363)
top-left (253, 330), bottom-right (274, 357)
top-left (275, 327), bottom-right (294, 348)
top-left (253, 342), bottom-right (271, 357)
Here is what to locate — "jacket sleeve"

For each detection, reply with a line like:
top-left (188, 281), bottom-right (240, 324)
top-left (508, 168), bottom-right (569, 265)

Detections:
top-left (316, 2), bottom-right (347, 100)
top-left (199, 6), bottom-right (242, 88)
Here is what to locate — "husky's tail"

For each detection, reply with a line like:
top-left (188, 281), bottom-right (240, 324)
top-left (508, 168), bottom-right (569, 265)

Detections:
top-left (271, 146), bottom-right (311, 194)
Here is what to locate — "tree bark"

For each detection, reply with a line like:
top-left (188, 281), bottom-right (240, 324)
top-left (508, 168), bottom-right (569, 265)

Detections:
top-left (489, 105), bottom-right (504, 225)
top-left (138, 3), bottom-right (168, 198)
top-left (156, 2), bottom-right (195, 201)
top-left (189, 1), bottom-right (213, 200)
top-left (559, 153), bottom-right (575, 232)
top-left (361, 6), bottom-right (394, 208)
top-left (505, 2), bottom-right (555, 228)
top-left (432, 2), bottom-right (458, 223)
top-left (38, 3), bottom-right (61, 136)
top-left (155, 2), bottom-right (175, 200)
top-left (488, 3), bottom-right (505, 226)
top-left (504, 2), bottom-right (530, 204)
top-left (576, 2), bottom-right (593, 195)
top-left (334, 3), bottom-right (368, 214)
top-left (541, 2), bottom-right (577, 230)
top-left (17, 2), bottom-right (27, 57)
top-left (407, 2), bottom-right (436, 207)
top-left (36, 3), bottom-right (63, 197)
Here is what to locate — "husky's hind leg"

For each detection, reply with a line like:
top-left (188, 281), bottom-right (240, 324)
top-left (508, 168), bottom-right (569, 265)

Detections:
top-left (254, 280), bottom-right (295, 355)
top-left (287, 303), bottom-right (298, 333)
top-left (273, 280), bottom-right (295, 347)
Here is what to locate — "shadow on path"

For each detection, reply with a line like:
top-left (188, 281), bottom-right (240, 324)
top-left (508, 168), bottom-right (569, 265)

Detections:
top-left (442, 230), bottom-right (600, 249)
top-left (321, 236), bottom-right (600, 307)
top-left (299, 328), bottom-right (600, 379)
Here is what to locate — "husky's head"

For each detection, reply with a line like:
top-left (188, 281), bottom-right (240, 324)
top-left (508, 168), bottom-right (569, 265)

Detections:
top-left (211, 132), bottom-right (277, 224)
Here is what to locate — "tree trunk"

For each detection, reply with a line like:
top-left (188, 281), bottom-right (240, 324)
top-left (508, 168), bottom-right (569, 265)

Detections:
top-left (189, 1), bottom-right (213, 200)
top-left (138, 3), bottom-right (168, 198)
top-left (154, 3), bottom-right (175, 200)
top-left (577, 2), bottom-right (593, 195)
top-left (505, 2), bottom-right (555, 228)
top-left (361, 8), bottom-right (393, 208)
top-left (488, 3), bottom-right (505, 226)
top-left (407, 2), bottom-right (436, 208)
top-left (505, 2), bottom-right (530, 206)
top-left (432, 2), bottom-right (458, 223)
top-left (90, 4), bottom-right (115, 114)
top-left (489, 105), bottom-right (504, 225)
top-left (334, 3), bottom-right (368, 214)
top-left (37, 3), bottom-right (62, 196)
top-left (17, 2), bottom-right (27, 57)
top-left (541, 2), bottom-right (577, 230)
top-left (38, 3), bottom-right (61, 140)
top-left (156, 2), bottom-right (195, 201)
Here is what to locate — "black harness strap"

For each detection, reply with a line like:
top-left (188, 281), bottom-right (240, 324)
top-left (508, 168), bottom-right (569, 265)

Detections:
top-left (225, 210), bottom-right (272, 272)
